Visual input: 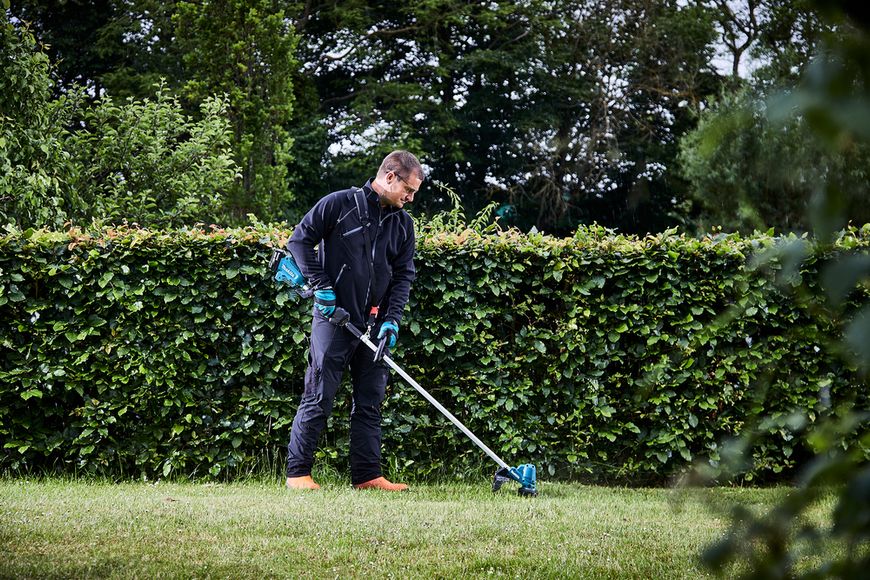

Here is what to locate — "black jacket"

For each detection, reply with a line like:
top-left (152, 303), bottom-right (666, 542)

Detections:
top-left (287, 179), bottom-right (416, 326)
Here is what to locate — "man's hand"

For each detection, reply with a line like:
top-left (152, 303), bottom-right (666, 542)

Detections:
top-left (378, 320), bottom-right (399, 348)
top-left (374, 320), bottom-right (399, 362)
top-left (314, 288), bottom-right (336, 317)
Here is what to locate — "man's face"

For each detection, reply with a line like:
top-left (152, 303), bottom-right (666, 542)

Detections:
top-left (381, 170), bottom-right (421, 209)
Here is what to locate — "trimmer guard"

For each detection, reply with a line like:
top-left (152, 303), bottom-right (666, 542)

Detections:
top-left (492, 467), bottom-right (514, 492)
top-left (493, 464), bottom-right (538, 496)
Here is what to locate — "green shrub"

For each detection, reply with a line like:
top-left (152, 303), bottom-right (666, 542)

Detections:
top-left (66, 86), bottom-right (238, 228)
top-left (0, 19), bottom-right (80, 229)
top-left (0, 14), bottom-right (240, 231)
top-left (679, 88), bottom-right (870, 233)
top-left (1, 224), bottom-right (867, 482)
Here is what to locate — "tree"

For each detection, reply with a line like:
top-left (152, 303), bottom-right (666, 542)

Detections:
top-left (9, 0), bottom-right (122, 96)
top-left (680, 87), bottom-right (870, 233)
top-left (504, 0), bottom-right (721, 233)
top-left (679, 1), bottom-right (869, 234)
top-left (174, 0), bottom-right (299, 223)
top-left (696, 0), bottom-right (836, 85)
top-left (0, 13), bottom-right (239, 230)
top-left (8, 0), bottom-right (184, 100)
top-left (10, 0), bottom-right (301, 225)
top-left (0, 16), bottom-right (79, 228)
top-left (293, 0), bottom-right (539, 214)
top-left (293, 0), bottom-right (723, 234)
top-left (66, 86), bottom-right (238, 228)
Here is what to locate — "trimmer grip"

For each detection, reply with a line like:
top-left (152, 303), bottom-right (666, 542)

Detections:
top-left (374, 336), bottom-right (390, 362)
top-left (328, 307), bottom-right (351, 327)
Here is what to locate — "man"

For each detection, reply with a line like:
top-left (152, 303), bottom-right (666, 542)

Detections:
top-left (284, 150), bottom-right (423, 491)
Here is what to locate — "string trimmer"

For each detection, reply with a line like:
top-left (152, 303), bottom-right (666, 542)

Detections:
top-left (269, 248), bottom-right (538, 497)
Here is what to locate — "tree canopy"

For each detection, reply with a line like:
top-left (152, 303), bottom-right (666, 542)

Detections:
top-left (3, 0), bottom-right (865, 234)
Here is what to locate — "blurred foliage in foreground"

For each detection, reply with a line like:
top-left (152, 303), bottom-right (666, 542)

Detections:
top-left (697, 4), bottom-right (870, 578)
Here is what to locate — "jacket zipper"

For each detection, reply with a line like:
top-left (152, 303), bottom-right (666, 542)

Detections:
top-left (371, 204), bottom-right (382, 262)
top-left (334, 263), bottom-right (349, 287)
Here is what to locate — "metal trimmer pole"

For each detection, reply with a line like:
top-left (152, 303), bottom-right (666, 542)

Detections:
top-left (352, 327), bottom-right (511, 471)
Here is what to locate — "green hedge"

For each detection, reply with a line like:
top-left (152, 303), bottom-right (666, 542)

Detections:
top-left (1, 224), bottom-right (868, 482)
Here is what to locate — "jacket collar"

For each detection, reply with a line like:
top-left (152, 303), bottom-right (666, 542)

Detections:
top-left (362, 178), bottom-right (401, 214)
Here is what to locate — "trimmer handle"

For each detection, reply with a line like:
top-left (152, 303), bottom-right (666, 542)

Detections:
top-left (374, 336), bottom-right (390, 363)
top-left (328, 307), bottom-right (351, 327)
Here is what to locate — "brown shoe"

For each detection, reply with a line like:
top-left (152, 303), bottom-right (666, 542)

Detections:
top-left (286, 475), bottom-right (320, 490)
top-left (353, 477), bottom-right (409, 492)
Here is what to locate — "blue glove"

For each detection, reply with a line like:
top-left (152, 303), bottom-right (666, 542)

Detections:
top-left (314, 288), bottom-right (336, 317)
top-left (378, 320), bottom-right (399, 349)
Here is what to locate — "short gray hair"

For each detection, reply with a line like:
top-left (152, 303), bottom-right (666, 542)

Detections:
top-left (378, 150), bottom-right (424, 181)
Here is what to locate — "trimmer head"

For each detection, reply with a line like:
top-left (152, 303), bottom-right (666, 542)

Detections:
top-left (493, 464), bottom-right (538, 497)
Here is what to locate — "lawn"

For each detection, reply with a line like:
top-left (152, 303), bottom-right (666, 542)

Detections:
top-left (0, 478), bottom-right (813, 578)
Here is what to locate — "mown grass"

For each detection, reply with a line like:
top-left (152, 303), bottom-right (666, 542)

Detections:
top-left (0, 478), bottom-right (829, 578)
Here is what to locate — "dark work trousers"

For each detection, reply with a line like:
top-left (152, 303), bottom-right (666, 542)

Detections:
top-left (285, 311), bottom-right (390, 485)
